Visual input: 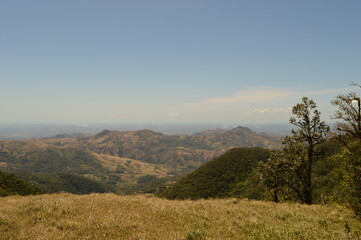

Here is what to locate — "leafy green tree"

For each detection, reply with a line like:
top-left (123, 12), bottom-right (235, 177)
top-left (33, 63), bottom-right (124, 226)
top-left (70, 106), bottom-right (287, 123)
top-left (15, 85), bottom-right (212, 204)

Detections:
top-left (331, 84), bottom-right (361, 216)
top-left (258, 150), bottom-right (292, 202)
top-left (332, 141), bottom-right (361, 216)
top-left (331, 83), bottom-right (361, 141)
top-left (259, 97), bottom-right (329, 204)
top-left (285, 97), bottom-right (329, 204)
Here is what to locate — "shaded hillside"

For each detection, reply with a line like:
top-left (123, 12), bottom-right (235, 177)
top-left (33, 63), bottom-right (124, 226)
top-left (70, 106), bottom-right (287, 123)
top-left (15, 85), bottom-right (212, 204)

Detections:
top-left (15, 173), bottom-right (111, 194)
top-left (160, 147), bottom-right (270, 200)
top-left (0, 171), bottom-right (42, 197)
top-left (0, 194), bottom-right (360, 240)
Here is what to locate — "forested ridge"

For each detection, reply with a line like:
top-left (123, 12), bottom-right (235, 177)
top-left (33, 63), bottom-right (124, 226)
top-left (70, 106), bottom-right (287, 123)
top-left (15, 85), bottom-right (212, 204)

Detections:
top-left (161, 85), bottom-right (361, 217)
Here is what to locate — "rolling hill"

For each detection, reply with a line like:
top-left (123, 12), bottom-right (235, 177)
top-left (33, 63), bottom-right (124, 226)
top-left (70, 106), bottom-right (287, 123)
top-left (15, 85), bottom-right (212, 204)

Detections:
top-left (43, 126), bottom-right (281, 167)
top-left (160, 147), bottom-right (270, 200)
top-left (0, 126), bottom-right (281, 194)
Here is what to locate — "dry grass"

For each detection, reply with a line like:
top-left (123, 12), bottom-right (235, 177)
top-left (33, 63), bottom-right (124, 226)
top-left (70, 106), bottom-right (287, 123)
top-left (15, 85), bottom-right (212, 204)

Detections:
top-left (0, 193), bottom-right (360, 240)
top-left (92, 153), bottom-right (172, 179)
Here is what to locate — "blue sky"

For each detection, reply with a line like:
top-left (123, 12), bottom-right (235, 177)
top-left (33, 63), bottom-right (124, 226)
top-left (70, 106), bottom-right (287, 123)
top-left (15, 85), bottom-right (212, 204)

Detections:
top-left (1, 0), bottom-right (360, 124)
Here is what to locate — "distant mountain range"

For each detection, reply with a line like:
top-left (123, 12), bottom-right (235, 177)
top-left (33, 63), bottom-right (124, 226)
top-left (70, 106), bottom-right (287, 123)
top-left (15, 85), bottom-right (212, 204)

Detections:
top-left (42, 126), bottom-right (281, 167)
top-left (0, 123), bottom-right (292, 140)
top-left (0, 126), bottom-right (282, 194)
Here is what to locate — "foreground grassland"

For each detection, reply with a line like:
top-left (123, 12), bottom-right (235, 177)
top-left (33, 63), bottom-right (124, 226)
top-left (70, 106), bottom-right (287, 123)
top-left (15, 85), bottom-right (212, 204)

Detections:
top-left (0, 194), bottom-right (360, 240)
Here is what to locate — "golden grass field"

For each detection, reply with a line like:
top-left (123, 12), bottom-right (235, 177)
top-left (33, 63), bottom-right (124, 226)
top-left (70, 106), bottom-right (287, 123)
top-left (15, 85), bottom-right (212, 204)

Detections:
top-left (0, 193), bottom-right (360, 240)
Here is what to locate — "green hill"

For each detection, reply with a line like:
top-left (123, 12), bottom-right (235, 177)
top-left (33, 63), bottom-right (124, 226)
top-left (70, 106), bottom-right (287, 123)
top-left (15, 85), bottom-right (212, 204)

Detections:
top-left (160, 147), bottom-right (270, 199)
top-left (0, 171), bottom-right (42, 197)
top-left (14, 172), bottom-right (111, 195)
top-left (161, 138), bottom-right (345, 203)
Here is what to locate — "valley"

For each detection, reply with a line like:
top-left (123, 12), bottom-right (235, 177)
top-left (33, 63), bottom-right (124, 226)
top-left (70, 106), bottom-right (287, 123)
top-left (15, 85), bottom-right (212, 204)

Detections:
top-left (0, 126), bottom-right (281, 194)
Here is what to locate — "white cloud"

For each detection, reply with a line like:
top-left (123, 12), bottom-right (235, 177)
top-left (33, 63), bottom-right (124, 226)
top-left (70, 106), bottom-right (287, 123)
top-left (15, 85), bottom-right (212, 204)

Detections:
top-left (202, 87), bottom-right (290, 104)
top-left (247, 107), bottom-right (292, 114)
top-left (196, 87), bottom-right (352, 105)
top-left (169, 113), bottom-right (179, 117)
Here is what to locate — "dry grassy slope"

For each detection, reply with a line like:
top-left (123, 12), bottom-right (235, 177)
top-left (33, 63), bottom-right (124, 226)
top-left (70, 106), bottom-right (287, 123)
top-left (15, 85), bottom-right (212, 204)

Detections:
top-left (91, 153), bottom-right (173, 181)
top-left (0, 139), bottom-right (55, 157)
top-left (0, 193), bottom-right (360, 240)
top-left (0, 140), bottom-right (173, 184)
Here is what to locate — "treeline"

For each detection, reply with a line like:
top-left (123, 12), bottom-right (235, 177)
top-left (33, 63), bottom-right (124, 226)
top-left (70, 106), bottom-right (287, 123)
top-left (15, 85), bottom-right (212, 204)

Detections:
top-left (15, 172), bottom-right (112, 194)
top-left (0, 171), bottom-right (42, 197)
top-left (161, 84), bottom-right (361, 217)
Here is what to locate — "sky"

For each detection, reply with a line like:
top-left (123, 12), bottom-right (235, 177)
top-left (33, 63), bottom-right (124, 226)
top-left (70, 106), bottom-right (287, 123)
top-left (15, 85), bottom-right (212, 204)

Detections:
top-left (1, 0), bottom-right (360, 125)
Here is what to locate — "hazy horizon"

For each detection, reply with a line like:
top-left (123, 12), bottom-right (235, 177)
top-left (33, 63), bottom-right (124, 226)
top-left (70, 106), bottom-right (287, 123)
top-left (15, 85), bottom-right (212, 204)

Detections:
top-left (1, 1), bottom-right (360, 124)
top-left (0, 122), bottom-right (295, 140)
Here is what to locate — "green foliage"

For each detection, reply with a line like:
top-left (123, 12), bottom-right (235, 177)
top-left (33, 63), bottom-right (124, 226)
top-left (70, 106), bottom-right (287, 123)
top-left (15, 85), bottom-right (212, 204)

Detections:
top-left (331, 89), bottom-right (361, 140)
top-left (289, 97), bottom-right (330, 146)
top-left (312, 138), bottom-right (343, 203)
top-left (331, 85), bottom-right (361, 216)
top-left (118, 175), bottom-right (177, 195)
top-left (0, 171), bottom-right (42, 197)
top-left (259, 97), bottom-right (329, 204)
top-left (160, 147), bottom-right (270, 200)
top-left (332, 141), bottom-right (361, 216)
top-left (258, 150), bottom-right (294, 202)
top-left (186, 229), bottom-right (207, 240)
top-left (14, 172), bottom-right (111, 194)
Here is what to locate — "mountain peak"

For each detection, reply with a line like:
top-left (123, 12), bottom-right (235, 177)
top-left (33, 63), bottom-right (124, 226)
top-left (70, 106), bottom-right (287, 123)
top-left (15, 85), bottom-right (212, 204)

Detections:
top-left (95, 130), bottom-right (114, 137)
top-left (229, 126), bottom-right (252, 133)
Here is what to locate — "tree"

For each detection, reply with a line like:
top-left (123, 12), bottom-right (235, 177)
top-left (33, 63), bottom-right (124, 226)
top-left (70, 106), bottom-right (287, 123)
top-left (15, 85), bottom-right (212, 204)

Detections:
top-left (331, 83), bottom-right (361, 216)
top-left (331, 83), bottom-right (361, 141)
top-left (332, 141), bottom-right (361, 216)
top-left (259, 97), bottom-right (329, 204)
top-left (258, 150), bottom-right (293, 202)
top-left (284, 97), bottom-right (329, 204)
